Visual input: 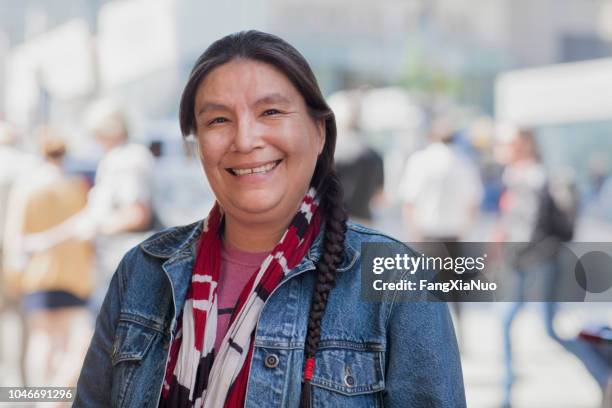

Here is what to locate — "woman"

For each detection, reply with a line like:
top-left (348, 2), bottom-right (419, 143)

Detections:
top-left (74, 30), bottom-right (465, 407)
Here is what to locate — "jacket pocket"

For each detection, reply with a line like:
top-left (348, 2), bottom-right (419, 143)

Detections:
top-left (309, 347), bottom-right (385, 408)
top-left (110, 318), bottom-right (158, 407)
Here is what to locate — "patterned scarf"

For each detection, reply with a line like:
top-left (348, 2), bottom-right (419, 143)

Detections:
top-left (160, 188), bottom-right (321, 407)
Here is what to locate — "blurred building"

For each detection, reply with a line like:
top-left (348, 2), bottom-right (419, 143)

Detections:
top-left (2, 0), bottom-right (612, 130)
top-left (496, 57), bottom-right (612, 218)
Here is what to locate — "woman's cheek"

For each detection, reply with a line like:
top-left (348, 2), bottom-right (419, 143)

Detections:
top-left (198, 134), bottom-right (229, 164)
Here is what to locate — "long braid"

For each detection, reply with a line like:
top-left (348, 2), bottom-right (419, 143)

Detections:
top-left (299, 172), bottom-right (347, 407)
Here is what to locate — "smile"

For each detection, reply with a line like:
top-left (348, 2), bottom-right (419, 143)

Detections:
top-left (227, 159), bottom-right (282, 176)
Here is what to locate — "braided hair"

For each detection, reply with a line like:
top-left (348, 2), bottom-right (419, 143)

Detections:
top-left (179, 30), bottom-right (348, 406)
top-left (300, 170), bottom-right (347, 407)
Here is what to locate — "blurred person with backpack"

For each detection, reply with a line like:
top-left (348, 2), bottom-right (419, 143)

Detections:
top-left (499, 128), bottom-right (612, 407)
top-left (2, 128), bottom-right (94, 387)
top-left (496, 126), bottom-right (580, 407)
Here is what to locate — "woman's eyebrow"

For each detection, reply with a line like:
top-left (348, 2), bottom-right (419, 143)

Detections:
top-left (197, 102), bottom-right (230, 116)
top-left (253, 93), bottom-right (292, 107)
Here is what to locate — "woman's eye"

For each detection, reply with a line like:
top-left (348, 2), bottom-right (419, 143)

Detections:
top-left (263, 109), bottom-right (281, 116)
top-left (208, 117), bottom-right (228, 125)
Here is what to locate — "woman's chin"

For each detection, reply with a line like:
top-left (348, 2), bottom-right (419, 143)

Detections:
top-left (228, 193), bottom-right (283, 217)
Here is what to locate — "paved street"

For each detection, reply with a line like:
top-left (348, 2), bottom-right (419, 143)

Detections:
top-left (460, 303), bottom-right (606, 408)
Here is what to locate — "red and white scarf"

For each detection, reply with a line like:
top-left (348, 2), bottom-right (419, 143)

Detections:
top-left (160, 187), bottom-right (320, 407)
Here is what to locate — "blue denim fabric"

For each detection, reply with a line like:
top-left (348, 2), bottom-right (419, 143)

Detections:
top-left (74, 220), bottom-right (466, 407)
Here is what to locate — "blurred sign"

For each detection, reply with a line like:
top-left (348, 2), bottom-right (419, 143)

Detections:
top-left (495, 58), bottom-right (612, 125)
top-left (4, 19), bottom-right (95, 125)
top-left (97, 0), bottom-right (177, 88)
top-left (359, 87), bottom-right (424, 132)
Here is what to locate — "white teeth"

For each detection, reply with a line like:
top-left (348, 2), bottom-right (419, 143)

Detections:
top-left (232, 161), bottom-right (278, 176)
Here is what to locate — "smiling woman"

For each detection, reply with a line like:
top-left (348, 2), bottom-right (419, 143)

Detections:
top-left (73, 30), bottom-right (466, 408)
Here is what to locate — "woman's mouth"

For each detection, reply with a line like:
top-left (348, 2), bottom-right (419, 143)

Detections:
top-left (226, 159), bottom-right (282, 176)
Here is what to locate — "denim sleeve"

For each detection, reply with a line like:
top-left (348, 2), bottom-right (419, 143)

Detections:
top-left (383, 294), bottom-right (466, 407)
top-left (73, 257), bottom-right (125, 407)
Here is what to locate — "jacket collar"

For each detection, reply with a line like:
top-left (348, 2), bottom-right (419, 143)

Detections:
top-left (139, 218), bottom-right (359, 274)
top-left (141, 220), bottom-right (359, 320)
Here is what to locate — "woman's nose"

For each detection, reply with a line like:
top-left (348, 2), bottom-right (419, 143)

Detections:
top-left (231, 116), bottom-right (264, 153)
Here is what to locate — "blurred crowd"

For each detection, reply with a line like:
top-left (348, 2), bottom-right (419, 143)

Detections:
top-left (330, 89), bottom-right (612, 407)
top-left (0, 89), bottom-right (611, 407)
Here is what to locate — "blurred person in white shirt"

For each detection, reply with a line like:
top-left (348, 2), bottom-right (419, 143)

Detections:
top-left (399, 119), bottom-right (484, 242)
top-left (399, 119), bottom-right (484, 348)
top-left (82, 100), bottom-right (155, 236)
top-left (0, 122), bottom-right (38, 386)
top-left (398, 119), bottom-right (484, 348)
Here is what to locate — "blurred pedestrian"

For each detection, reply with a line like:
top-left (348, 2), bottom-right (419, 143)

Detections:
top-left (399, 118), bottom-right (483, 242)
top-left (398, 118), bottom-right (483, 348)
top-left (2, 127), bottom-right (94, 388)
top-left (496, 127), bottom-right (583, 407)
top-left (497, 127), bottom-right (550, 407)
top-left (0, 121), bottom-right (38, 386)
top-left (83, 99), bottom-right (156, 236)
top-left (331, 90), bottom-right (384, 226)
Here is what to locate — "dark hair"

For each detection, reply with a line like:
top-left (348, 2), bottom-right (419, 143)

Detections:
top-left (179, 30), bottom-right (347, 406)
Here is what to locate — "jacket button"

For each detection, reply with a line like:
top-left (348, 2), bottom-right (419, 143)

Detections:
top-left (264, 354), bottom-right (279, 369)
top-left (344, 374), bottom-right (355, 387)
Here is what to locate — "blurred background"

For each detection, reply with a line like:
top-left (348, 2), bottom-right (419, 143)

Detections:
top-left (0, 0), bottom-right (612, 407)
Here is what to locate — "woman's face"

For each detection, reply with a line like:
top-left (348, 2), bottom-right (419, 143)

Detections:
top-left (194, 58), bottom-right (325, 224)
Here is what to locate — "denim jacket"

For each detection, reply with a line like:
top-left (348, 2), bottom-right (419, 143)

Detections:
top-left (74, 220), bottom-right (466, 407)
